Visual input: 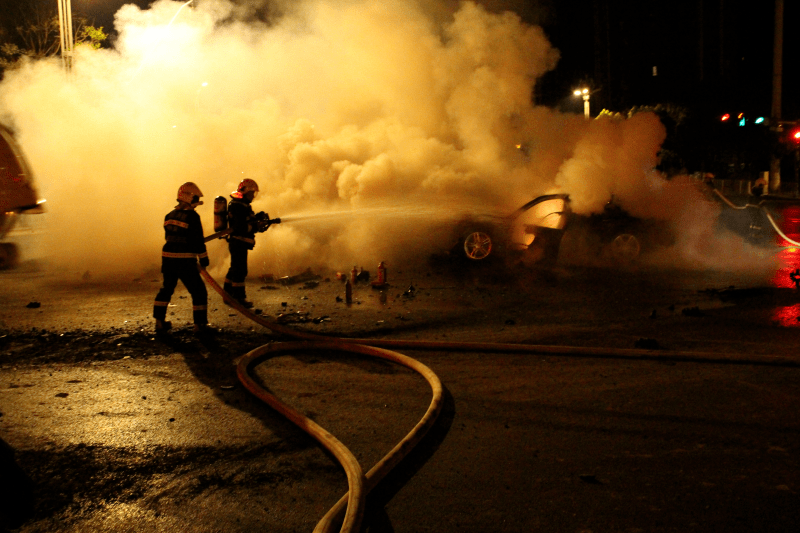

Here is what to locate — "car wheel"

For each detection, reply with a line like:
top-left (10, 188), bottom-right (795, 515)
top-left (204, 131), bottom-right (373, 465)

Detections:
top-left (609, 233), bottom-right (640, 263)
top-left (462, 230), bottom-right (493, 260)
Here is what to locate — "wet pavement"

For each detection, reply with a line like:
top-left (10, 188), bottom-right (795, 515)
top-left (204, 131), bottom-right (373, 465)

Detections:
top-left (1, 256), bottom-right (799, 532)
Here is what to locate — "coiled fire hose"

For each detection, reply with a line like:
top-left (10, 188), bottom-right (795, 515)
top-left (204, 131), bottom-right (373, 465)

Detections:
top-left (200, 229), bottom-right (799, 533)
top-left (199, 269), bottom-right (444, 533)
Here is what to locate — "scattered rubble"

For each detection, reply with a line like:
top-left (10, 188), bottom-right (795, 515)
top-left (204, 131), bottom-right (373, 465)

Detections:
top-left (275, 311), bottom-right (330, 325)
top-left (277, 268), bottom-right (321, 286)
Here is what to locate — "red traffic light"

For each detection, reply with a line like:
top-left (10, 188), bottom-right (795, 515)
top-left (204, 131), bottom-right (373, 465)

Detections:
top-left (793, 129), bottom-right (800, 142)
top-left (721, 113), bottom-right (730, 121)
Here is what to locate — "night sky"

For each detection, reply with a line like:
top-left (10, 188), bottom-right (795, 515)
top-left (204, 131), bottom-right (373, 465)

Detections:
top-left (23, 0), bottom-right (800, 122)
top-left (537, 0), bottom-right (799, 122)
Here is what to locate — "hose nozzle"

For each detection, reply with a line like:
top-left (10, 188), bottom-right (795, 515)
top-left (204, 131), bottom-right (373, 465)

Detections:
top-left (256, 214), bottom-right (281, 233)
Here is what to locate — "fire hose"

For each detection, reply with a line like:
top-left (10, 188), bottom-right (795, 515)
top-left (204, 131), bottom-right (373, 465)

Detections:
top-left (200, 229), bottom-right (800, 533)
top-left (198, 268), bottom-right (444, 533)
top-left (764, 210), bottom-right (800, 247)
top-left (201, 230), bottom-right (444, 533)
top-left (713, 188), bottom-right (800, 247)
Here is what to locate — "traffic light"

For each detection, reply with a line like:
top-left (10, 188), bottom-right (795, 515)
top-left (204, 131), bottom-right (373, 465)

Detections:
top-left (791, 128), bottom-right (800, 145)
top-left (720, 113), bottom-right (770, 126)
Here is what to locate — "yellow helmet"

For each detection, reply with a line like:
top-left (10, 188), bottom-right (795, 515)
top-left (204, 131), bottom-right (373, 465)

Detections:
top-left (231, 178), bottom-right (259, 200)
top-left (177, 182), bottom-right (204, 207)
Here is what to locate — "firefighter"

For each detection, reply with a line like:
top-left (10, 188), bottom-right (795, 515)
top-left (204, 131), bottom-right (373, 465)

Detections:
top-left (153, 182), bottom-right (213, 335)
top-left (223, 178), bottom-right (269, 308)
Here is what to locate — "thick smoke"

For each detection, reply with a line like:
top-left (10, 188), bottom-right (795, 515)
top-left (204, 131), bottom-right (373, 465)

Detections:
top-left (0, 0), bottom-right (771, 279)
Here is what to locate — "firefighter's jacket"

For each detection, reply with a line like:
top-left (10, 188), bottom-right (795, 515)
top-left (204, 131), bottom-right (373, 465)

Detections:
top-left (227, 198), bottom-right (256, 250)
top-left (161, 205), bottom-right (209, 269)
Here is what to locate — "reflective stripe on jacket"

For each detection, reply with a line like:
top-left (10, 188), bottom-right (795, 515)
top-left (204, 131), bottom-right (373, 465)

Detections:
top-left (227, 198), bottom-right (256, 249)
top-left (162, 206), bottom-right (208, 261)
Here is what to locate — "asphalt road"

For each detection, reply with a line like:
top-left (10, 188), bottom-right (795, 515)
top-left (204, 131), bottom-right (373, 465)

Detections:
top-left (1, 254), bottom-right (799, 532)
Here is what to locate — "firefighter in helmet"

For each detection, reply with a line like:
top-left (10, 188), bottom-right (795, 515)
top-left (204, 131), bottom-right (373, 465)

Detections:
top-left (223, 178), bottom-right (269, 308)
top-left (153, 182), bottom-right (213, 335)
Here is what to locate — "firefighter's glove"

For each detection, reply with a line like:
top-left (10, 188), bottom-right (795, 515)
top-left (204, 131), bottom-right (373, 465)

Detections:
top-left (255, 212), bottom-right (272, 233)
top-left (199, 256), bottom-right (210, 269)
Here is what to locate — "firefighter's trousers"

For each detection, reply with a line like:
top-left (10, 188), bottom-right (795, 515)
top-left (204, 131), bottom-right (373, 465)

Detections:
top-left (224, 243), bottom-right (249, 300)
top-left (154, 260), bottom-right (208, 325)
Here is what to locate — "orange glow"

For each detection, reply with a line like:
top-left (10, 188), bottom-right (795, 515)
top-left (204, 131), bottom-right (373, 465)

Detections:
top-left (771, 247), bottom-right (800, 288)
top-left (776, 205), bottom-right (800, 246)
top-left (772, 304), bottom-right (800, 327)
top-left (769, 249), bottom-right (800, 327)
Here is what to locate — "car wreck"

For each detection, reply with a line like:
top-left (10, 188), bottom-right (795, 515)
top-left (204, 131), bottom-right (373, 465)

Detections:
top-left (447, 194), bottom-right (571, 266)
top-left (446, 193), bottom-right (675, 267)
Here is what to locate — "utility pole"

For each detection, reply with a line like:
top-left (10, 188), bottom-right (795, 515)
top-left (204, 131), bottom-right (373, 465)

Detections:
top-left (57, 0), bottom-right (74, 72)
top-left (769, 0), bottom-right (783, 192)
top-left (574, 88), bottom-right (591, 118)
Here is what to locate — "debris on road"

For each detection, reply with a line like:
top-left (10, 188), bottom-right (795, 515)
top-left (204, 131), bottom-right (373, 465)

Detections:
top-left (356, 269), bottom-right (370, 283)
top-left (278, 268), bottom-right (321, 286)
top-left (276, 311), bottom-right (331, 325)
top-left (402, 284), bottom-right (416, 298)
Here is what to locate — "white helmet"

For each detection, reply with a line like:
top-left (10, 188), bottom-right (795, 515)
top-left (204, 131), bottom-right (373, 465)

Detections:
top-left (177, 182), bottom-right (204, 207)
top-left (231, 178), bottom-right (259, 200)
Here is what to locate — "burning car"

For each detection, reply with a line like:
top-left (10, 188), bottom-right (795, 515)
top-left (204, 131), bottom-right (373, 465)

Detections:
top-left (447, 194), bottom-right (571, 265)
top-left (446, 194), bottom-right (673, 266)
top-left (564, 199), bottom-right (675, 264)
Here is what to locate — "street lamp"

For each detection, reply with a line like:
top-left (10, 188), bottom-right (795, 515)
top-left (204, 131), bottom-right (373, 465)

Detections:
top-left (57, 0), bottom-right (74, 71)
top-left (573, 88), bottom-right (590, 118)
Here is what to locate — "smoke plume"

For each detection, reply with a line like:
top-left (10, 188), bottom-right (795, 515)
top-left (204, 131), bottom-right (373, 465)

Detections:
top-left (0, 0), bottom-right (771, 279)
